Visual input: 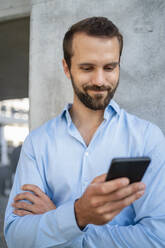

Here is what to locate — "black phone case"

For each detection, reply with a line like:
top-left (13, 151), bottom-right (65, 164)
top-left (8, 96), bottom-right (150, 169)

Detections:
top-left (106, 157), bottom-right (151, 183)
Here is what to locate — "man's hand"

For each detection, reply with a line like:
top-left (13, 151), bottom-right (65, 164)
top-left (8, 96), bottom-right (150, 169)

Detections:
top-left (12, 184), bottom-right (56, 216)
top-left (74, 174), bottom-right (146, 228)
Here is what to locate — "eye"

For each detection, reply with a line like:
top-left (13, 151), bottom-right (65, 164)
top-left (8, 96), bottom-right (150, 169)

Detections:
top-left (80, 67), bottom-right (93, 71)
top-left (104, 63), bottom-right (119, 71)
top-left (104, 67), bottom-right (114, 71)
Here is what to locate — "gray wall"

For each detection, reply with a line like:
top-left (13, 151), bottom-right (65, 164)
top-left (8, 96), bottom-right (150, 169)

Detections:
top-left (0, 0), bottom-right (30, 22)
top-left (30, 0), bottom-right (165, 134)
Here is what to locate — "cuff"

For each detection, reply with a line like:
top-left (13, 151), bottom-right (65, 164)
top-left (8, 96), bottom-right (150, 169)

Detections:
top-left (56, 200), bottom-right (88, 241)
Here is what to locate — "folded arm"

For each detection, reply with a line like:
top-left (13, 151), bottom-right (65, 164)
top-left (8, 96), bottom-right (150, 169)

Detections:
top-left (4, 135), bottom-right (84, 248)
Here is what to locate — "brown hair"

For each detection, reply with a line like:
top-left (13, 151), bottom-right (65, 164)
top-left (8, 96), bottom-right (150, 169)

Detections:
top-left (63, 17), bottom-right (123, 69)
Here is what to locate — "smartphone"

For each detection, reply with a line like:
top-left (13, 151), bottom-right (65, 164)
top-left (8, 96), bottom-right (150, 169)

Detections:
top-left (105, 157), bottom-right (151, 183)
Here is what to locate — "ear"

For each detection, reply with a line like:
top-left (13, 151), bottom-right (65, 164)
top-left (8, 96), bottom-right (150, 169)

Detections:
top-left (62, 59), bottom-right (71, 79)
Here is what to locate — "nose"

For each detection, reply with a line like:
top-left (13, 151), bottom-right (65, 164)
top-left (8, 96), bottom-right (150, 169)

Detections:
top-left (91, 69), bottom-right (105, 86)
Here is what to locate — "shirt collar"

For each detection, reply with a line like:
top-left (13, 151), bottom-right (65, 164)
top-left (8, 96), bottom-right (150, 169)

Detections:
top-left (61, 103), bottom-right (72, 126)
top-left (61, 99), bottom-right (120, 125)
top-left (104, 99), bottom-right (120, 120)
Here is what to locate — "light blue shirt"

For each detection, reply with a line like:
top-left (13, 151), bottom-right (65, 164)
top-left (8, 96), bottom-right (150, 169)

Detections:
top-left (4, 100), bottom-right (165, 248)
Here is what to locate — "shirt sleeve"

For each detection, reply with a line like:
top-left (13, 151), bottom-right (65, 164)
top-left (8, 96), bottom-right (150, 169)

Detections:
top-left (4, 134), bottom-right (85, 248)
top-left (81, 123), bottom-right (165, 248)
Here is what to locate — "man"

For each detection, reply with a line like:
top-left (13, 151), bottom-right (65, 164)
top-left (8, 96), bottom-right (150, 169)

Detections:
top-left (4, 17), bottom-right (165, 247)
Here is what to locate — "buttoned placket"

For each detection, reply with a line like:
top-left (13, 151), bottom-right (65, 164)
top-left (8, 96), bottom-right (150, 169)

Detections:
top-left (64, 106), bottom-right (114, 194)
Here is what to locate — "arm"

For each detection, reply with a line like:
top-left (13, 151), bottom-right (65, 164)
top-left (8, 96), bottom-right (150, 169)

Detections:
top-left (81, 124), bottom-right (165, 248)
top-left (4, 135), bottom-right (84, 248)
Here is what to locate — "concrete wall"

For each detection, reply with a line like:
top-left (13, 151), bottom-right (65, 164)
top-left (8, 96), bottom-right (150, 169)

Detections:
top-left (0, 0), bottom-right (30, 22)
top-left (30, 0), bottom-right (165, 133)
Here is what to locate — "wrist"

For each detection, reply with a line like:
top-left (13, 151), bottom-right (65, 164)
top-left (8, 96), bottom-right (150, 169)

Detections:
top-left (74, 199), bottom-right (86, 230)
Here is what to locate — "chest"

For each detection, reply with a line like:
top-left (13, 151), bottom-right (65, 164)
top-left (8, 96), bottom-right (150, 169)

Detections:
top-left (79, 126), bottom-right (99, 146)
top-left (39, 124), bottom-right (143, 207)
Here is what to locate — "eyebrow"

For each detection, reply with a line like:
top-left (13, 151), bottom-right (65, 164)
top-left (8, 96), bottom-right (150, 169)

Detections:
top-left (78, 62), bottom-right (119, 67)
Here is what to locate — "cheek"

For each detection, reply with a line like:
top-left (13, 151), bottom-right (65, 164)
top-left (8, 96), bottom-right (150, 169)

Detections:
top-left (73, 71), bottom-right (92, 84)
top-left (80, 74), bottom-right (92, 83)
top-left (107, 71), bottom-right (119, 84)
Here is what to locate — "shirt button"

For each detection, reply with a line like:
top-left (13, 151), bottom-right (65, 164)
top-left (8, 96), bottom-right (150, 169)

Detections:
top-left (85, 152), bottom-right (89, 156)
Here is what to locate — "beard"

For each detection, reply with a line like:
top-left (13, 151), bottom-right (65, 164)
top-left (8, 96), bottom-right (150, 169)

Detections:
top-left (70, 74), bottom-right (119, 110)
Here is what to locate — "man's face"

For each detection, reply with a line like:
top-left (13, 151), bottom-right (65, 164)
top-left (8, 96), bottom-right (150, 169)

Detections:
top-left (63, 33), bottom-right (120, 110)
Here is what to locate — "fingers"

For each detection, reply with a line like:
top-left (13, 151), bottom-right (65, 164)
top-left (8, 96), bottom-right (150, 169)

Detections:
top-left (92, 174), bottom-right (107, 183)
top-left (14, 191), bottom-right (37, 203)
top-left (103, 209), bottom-right (121, 223)
top-left (21, 184), bottom-right (47, 198)
top-left (102, 189), bottom-right (145, 214)
top-left (98, 182), bottom-right (146, 204)
top-left (91, 177), bottom-right (130, 195)
top-left (109, 182), bottom-right (146, 201)
top-left (12, 201), bottom-right (34, 213)
top-left (13, 209), bottom-right (32, 217)
top-left (85, 181), bottom-right (145, 209)
top-left (92, 188), bottom-right (145, 221)
top-left (12, 185), bottom-right (57, 216)
top-left (93, 208), bottom-right (122, 224)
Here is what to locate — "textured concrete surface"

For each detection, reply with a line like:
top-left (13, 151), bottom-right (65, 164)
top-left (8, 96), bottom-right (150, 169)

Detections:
top-left (29, 0), bottom-right (165, 133)
top-left (0, 0), bottom-right (30, 22)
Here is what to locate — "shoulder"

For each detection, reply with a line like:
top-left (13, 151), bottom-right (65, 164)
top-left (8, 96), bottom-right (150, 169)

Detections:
top-left (113, 101), bottom-right (165, 145)
top-left (121, 108), bottom-right (149, 129)
top-left (122, 109), bottom-right (164, 141)
top-left (118, 105), bottom-right (165, 151)
top-left (23, 115), bottom-right (63, 148)
top-left (112, 102), bottom-right (150, 138)
top-left (111, 100), bottom-right (150, 132)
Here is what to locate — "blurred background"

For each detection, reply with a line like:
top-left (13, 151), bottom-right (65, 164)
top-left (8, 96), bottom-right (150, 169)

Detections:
top-left (0, 5), bottom-right (30, 246)
top-left (0, 99), bottom-right (29, 247)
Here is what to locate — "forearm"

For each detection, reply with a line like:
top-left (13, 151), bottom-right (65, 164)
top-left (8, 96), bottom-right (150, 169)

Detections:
top-left (5, 201), bottom-right (85, 248)
top-left (82, 220), bottom-right (165, 248)
top-left (5, 201), bottom-right (165, 248)
top-left (4, 135), bottom-right (85, 247)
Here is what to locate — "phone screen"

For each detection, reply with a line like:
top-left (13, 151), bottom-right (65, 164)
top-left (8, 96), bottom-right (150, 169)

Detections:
top-left (106, 157), bottom-right (151, 183)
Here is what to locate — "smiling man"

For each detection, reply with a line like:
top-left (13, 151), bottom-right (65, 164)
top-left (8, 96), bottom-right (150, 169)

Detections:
top-left (65, 33), bottom-right (120, 111)
top-left (4, 17), bottom-right (165, 248)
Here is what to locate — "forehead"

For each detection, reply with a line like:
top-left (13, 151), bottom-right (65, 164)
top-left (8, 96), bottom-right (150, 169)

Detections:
top-left (71, 32), bottom-right (120, 63)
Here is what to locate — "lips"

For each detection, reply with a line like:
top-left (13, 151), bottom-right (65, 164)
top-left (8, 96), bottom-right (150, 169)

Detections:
top-left (88, 90), bottom-right (107, 95)
top-left (84, 85), bottom-right (111, 92)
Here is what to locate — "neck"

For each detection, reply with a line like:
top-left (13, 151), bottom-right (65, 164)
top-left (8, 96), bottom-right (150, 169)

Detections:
top-left (69, 96), bottom-right (105, 130)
